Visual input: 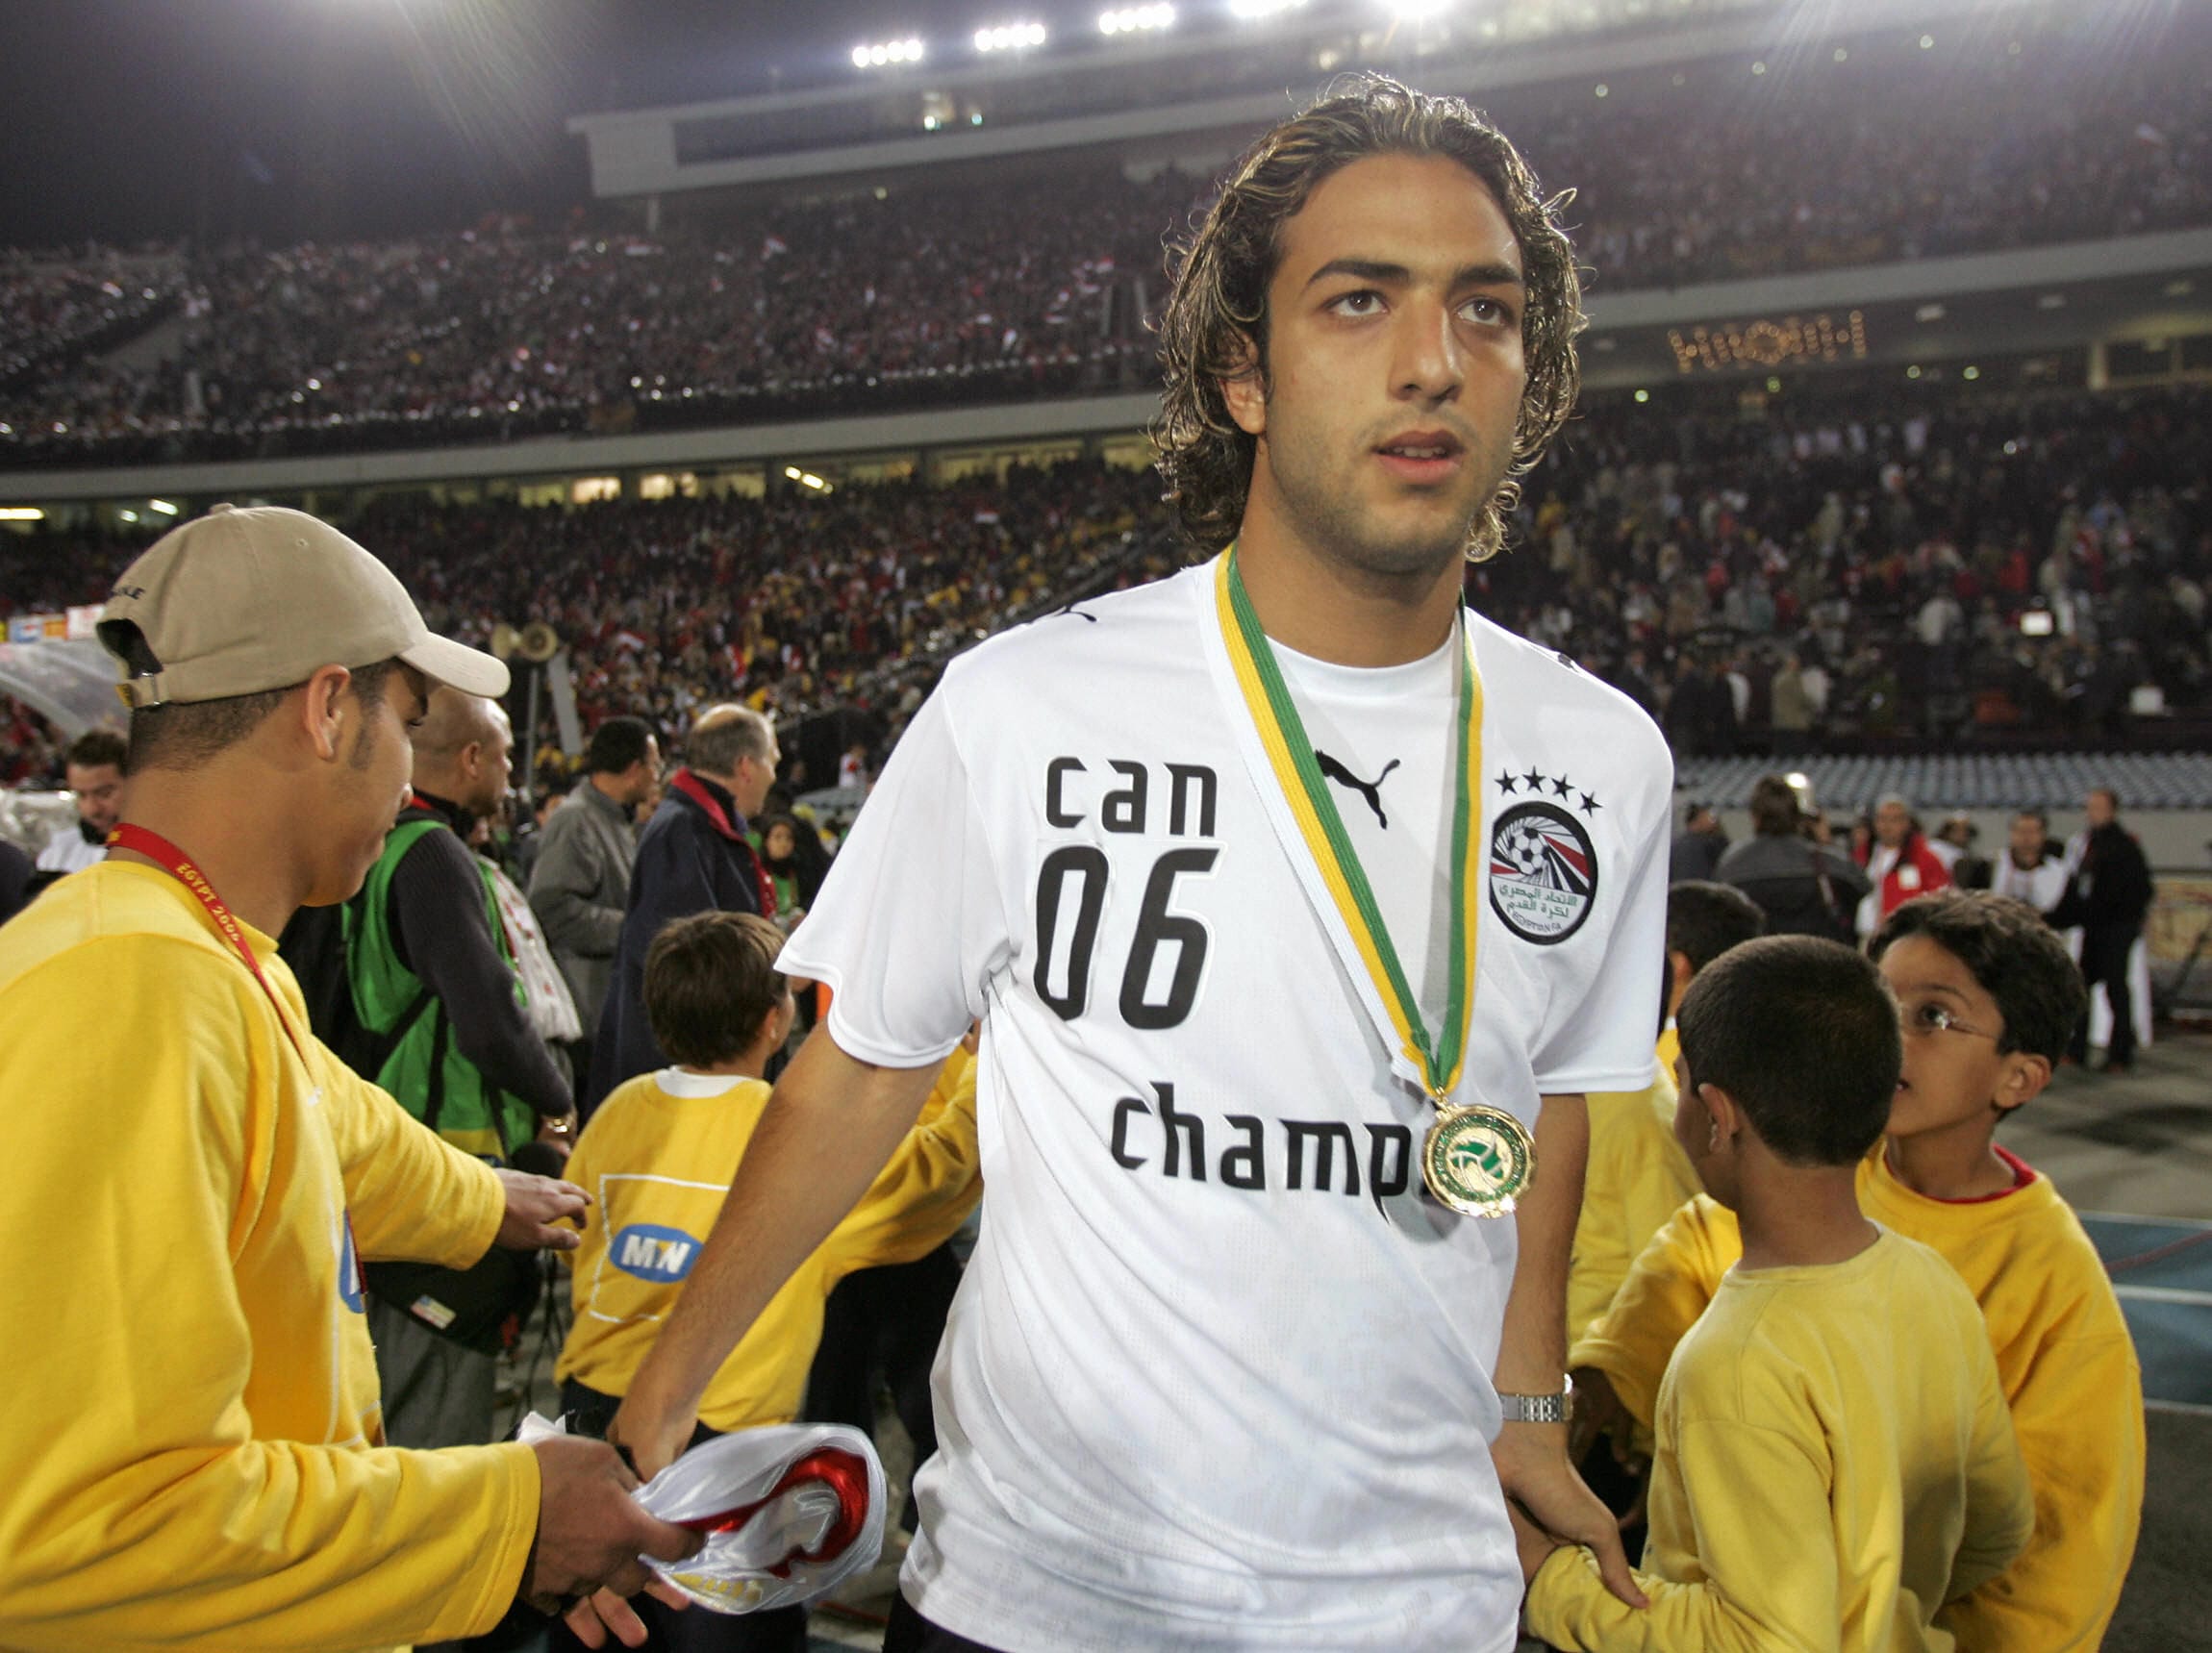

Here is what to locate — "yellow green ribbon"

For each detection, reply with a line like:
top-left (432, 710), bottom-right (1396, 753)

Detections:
top-left (1216, 545), bottom-right (1485, 1098)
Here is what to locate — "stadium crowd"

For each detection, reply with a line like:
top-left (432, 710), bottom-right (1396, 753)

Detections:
top-left (4, 9), bottom-right (2207, 466)
top-left (1, 458), bottom-right (1173, 775)
top-left (5, 380), bottom-right (2206, 782)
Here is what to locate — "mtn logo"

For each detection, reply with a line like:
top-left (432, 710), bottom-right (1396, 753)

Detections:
top-left (609, 1223), bottom-right (701, 1284)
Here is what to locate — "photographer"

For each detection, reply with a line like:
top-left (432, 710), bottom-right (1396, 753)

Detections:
top-left (1716, 774), bottom-right (1871, 943)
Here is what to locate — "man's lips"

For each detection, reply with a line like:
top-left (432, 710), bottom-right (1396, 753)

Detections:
top-left (1374, 430), bottom-right (1467, 483)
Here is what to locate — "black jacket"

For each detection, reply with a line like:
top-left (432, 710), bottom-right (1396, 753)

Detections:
top-left (2060, 821), bottom-right (2155, 931)
top-left (1716, 832), bottom-right (1871, 943)
top-left (584, 770), bottom-right (769, 1115)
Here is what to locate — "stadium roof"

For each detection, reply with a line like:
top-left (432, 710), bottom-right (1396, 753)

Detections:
top-left (567, 0), bottom-right (1994, 199)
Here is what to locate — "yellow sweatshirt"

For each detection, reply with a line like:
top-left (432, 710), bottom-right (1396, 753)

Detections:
top-left (0, 862), bottom-right (538, 1651)
top-left (1572, 1148), bottom-right (2145, 1650)
top-left (1568, 1024), bottom-right (1697, 1340)
top-left (558, 1048), bottom-right (982, 1432)
top-left (1531, 1231), bottom-right (2033, 1653)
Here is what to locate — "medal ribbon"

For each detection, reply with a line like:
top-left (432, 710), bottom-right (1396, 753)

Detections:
top-left (1215, 546), bottom-right (1484, 1100)
top-left (108, 821), bottom-right (312, 1062)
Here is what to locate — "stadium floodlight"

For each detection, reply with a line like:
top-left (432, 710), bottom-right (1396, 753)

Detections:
top-left (149, 499), bottom-right (181, 516)
top-left (975, 21), bottom-right (1047, 51)
top-left (0, 507), bottom-right (44, 522)
top-left (1098, 4), bottom-right (1173, 36)
top-left (852, 38), bottom-right (925, 69)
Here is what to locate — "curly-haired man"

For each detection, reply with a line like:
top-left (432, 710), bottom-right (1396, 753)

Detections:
top-left (599, 77), bottom-right (1671, 1652)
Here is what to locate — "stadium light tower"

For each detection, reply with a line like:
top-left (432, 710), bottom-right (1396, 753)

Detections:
top-left (852, 37), bottom-right (925, 69)
top-left (1098, 4), bottom-right (1174, 36)
top-left (975, 20), bottom-right (1048, 52)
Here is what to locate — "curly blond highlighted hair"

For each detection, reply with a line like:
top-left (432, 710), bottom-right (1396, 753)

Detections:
top-left (1154, 75), bottom-right (1583, 562)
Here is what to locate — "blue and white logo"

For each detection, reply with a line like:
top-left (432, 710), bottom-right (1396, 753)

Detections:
top-left (609, 1223), bottom-right (703, 1284)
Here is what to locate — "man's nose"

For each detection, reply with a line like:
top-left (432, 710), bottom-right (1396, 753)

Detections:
top-left (1391, 297), bottom-right (1463, 403)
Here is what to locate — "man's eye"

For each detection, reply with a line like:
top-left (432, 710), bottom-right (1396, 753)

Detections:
top-left (1462, 297), bottom-right (1517, 327)
top-left (1330, 290), bottom-right (1384, 316)
top-left (1915, 1004), bottom-right (1952, 1032)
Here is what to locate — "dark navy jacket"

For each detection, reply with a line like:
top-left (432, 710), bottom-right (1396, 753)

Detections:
top-left (582, 770), bottom-right (767, 1115)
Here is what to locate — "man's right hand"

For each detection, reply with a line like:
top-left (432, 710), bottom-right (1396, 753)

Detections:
top-left (525, 1437), bottom-right (701, 1610)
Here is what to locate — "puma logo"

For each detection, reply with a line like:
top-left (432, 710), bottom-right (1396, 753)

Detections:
top-left (1316, 751), bottom-right (1400, 829)
top-left (1056, 602), bottom-right (1098, 622)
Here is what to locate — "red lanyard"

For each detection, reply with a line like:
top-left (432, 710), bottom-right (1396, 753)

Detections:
top-left (108, 822), bottom-right (312, 1063)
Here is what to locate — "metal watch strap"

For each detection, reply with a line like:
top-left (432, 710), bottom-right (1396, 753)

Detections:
top-left (1497, 1376), bottom-right (1573, 1424)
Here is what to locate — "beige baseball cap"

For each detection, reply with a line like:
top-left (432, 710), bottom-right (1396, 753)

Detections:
top-left (98, 504), bottom-right (509, 708)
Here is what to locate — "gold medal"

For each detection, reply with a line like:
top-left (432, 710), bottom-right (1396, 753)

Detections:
top-left (1421, 1104), bottom-right (1537, 1218)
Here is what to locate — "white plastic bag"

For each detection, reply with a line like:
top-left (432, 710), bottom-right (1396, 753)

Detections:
top-left (519, 1414), bottom-right (886, 1614)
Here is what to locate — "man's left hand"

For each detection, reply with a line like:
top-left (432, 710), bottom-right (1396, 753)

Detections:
top-left (495, 1166), bottom-right (588, 1252)
top-left (1493, 1419), bottom-right (1646, 1608)
top-left (1506, 1498), bottom-right (1564, 1587)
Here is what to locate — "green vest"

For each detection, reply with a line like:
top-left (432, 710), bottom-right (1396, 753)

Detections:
top-left (348, 813), bottom-right (536, 1159)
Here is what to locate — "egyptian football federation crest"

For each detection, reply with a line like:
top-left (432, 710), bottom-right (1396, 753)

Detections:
top-left (1488, 800), bottom-right (1598, 944)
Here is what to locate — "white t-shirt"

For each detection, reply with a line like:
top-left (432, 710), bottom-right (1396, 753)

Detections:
top-left (779, 559), bottom-right (1672, 1652)
top-left (35, 825), bottom-right (104, 877)
top-left (1991, 853), bottom-right (2069, 914)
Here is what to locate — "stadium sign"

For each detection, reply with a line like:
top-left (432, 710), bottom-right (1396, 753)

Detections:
top-left (1667, 310), bottom-right (1867, 375)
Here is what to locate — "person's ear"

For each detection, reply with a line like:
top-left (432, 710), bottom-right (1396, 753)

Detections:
top-left (1219, 330), bottom-right (1268, 438)
top-left (300, 665), bottom-right (354, 763)
top-left (1698, 1081), bottom-right (1744, 1155)
top-left (1993, 1050), bottom-right (2051, 1116)
top-left (1667, 949), bottom-right (1695, 1014)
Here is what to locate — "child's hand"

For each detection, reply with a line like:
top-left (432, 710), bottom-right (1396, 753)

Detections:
top-left (1506, 1499), bottom-right (1563, 1587)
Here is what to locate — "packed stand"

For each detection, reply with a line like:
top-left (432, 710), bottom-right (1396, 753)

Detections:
top-left (0, 176), bottom-right (1182, 468)
top-left (1481, 381), bottom-right (2212, 753)
top-left (1541, 10), bottom-right (2212, 290)
top-left (6, 381), bottom-right (2208, 773)
top-left (0, 249), bottom-right (185, 394)
top-left (6, 8), bottom-right (2211, 466)
top-left (1, 458), bottom-right (1174, 754)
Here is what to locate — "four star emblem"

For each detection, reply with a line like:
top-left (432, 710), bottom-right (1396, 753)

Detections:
top-left (1495, 767), bottom-right (1602, 818)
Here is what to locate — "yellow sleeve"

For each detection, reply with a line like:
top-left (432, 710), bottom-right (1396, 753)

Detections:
top-left (923, 1045), bottom-right (975, 1115)
top-left (1948, 1343), bottom-right (2036, 1606)
top-left (1568, 1094), bottom-right (1642, 1340)
top-left (1939, 1327), bottom-right (2144, 1650)
top-left (1570, 1083), bottom-right (1699, 1340)
top-left (827, 1054), bottom-right (982, 1275)
top-left (319, 1054), bottom-right (506, 1266)
top-left (0, 940), bottom-right (538, 1650)
top-left (1571, 1194), bottom-right (1741, 1428)
top-left (1525, 1420), bottom-right (1843, 1653)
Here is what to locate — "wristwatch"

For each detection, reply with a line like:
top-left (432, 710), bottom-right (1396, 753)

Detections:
top-left (1497, 1376), bottom-right (1573, 1425)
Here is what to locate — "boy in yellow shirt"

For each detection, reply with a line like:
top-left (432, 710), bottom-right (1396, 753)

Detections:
top-left (1521, 935), bottom-right (2032, 1650)
top-left (1568, 880), bottom-right (1764, 1341)
top-left (555, 910), bottom-right (983, 1650)
top-left (1572, 892), bottom-right (2144, 1650)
